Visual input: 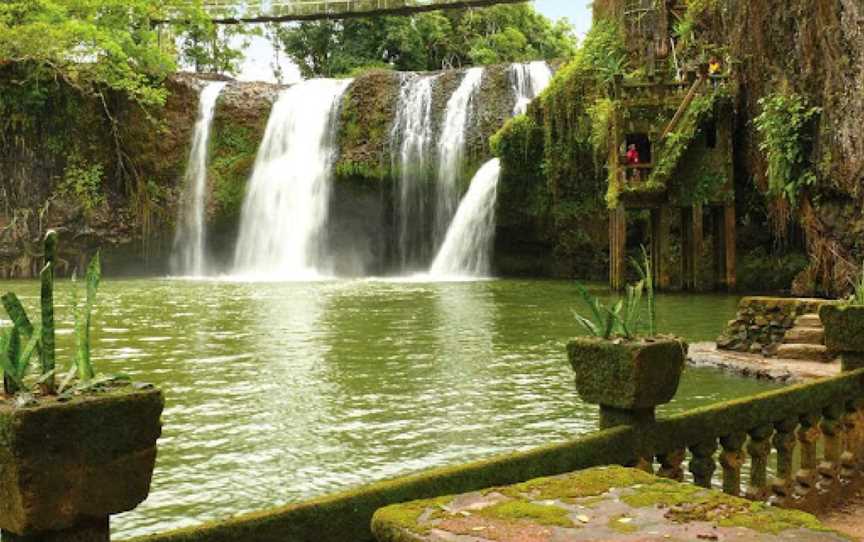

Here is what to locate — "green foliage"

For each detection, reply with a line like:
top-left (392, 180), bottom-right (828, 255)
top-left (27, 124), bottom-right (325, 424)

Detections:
top-left (573, 248), bottom-right (660, 341)
top-left (753, 92), bottom-right (821, 207)
top-left (844, 261), bottom-right (864, 307)
top-left (59, 154), bottom-right (106, 213)
top-left (71, 252), bottom-right (102, 382)
top-left (0, 297), bottom-right (41, 395)
top-left (274, 5), bottom-right (577, 78)
top-left (0, 232), bottom-right (103, 395)
top-left (572, 281), bottom-right (645, 341)
top-left (631, 246), bottom-right (657, 337)
top-left (0, 0), bottom-right (192, 110)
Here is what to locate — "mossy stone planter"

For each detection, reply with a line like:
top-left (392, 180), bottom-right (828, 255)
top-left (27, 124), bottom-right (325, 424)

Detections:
top-left (0, 387), bottom-right (164, 538)
top-left (567, 338), bottom-right (687, 428)
top-left (820, 305), bottom-right (864, 353)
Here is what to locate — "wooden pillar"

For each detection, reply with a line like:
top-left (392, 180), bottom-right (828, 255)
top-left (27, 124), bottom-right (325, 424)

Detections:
top-left (724, 203), bottom-right (737, 291)
top-left (609, 206), bottom-right (627, 290)
top-left (712, 206), bottom-right (724, 290)
top-left (681, 204), bottom-right (703, 291)
top-left (650, 207), bottom-right (671, 290)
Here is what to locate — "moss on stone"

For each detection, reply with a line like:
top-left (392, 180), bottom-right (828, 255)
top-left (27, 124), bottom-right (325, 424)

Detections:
top-left (820, 305), bottom-right (864, 353)
top-left (334, 69), bottom-right (400, 183)
top-left (567, 338), bottom-right (687, 410)
top-left (476, 501), bottom-right (574, 528)
top-left (500, 466), bottom-right (655, 503)
top-left (209, 122), bottom-right (259, 225)
top-left (622, 480), bottom-right (832, 536)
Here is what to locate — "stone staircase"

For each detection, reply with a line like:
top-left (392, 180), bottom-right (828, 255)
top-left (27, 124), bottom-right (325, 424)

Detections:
top-left (775, 313), bottom-right (833, 362)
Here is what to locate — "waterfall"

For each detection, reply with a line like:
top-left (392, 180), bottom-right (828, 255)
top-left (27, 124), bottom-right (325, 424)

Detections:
top-left (430, 159), bottom-right (501, 278)
top-left (510, 61), bottom-right (552, 115)
top-left (171, 81), bottom-right (226, 277)
top-left (391, 73), bottom-right (438, 270)
top-left (435, 67), bottom-right (484, 248)
top-left (233, 78), bottom-right (352, 279)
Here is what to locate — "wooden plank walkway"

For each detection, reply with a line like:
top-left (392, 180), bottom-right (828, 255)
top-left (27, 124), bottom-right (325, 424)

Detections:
top-left (156, 0), bottom-right (528, 24)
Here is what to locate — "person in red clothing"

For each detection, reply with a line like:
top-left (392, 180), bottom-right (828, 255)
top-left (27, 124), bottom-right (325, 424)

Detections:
top-left (626, 144), bottom-right (641, 181)
top-left (626, 144), bottom-right (640, 165)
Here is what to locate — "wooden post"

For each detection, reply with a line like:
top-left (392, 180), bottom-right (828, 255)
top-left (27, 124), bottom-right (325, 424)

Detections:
top-left (681, 204), bottom-right (703, 291)
top-left (651, 207), bottom-right (671, 290)
top-left (724, 203), bottom-right (737, 291)
top-left (609, 206), bottom-right (627, 291)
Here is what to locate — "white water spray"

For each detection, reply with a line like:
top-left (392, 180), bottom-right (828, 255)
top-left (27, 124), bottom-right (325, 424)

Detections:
top-left (510, 61), bottom-right (552, 115)
top-left (233, 79), bottom-right (351, 279)
top-left (391, 74), bottom-right (437, 269)
top-left (172, 81), bottom-right (226, 276)
top-left (435, 67), bottom-right (484, 246)
top-left (430, 159), bottom-right (501, 278)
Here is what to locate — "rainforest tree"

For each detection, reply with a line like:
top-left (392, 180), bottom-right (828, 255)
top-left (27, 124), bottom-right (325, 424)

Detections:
top-left (274, 4), bottom-right (577, 78)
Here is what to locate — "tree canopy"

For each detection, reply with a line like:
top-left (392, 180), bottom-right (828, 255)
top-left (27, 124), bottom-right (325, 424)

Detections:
top-left (274, 5), bottom-right (577, 78)
top-left (0, 0), bottom-right (239, 111)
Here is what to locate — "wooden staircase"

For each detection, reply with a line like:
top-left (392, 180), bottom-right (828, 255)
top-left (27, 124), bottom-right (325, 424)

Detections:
top-left (775, 314), bottom-right (833, 362)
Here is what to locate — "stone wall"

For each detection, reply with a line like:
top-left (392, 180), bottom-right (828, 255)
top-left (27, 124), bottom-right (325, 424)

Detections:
top-left (717, 297), bottom-right (833, 356)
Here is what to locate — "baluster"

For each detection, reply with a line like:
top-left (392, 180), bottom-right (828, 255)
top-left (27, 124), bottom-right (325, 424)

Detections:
top-left (719, 433), bottom-right (746, 496)
top-left (795, 412), bottom-right (822, 498)
top-left (841, 399), bottom-right (859, 481)
top-left (689, 440), bottom-right (717, 489)
top-left (771, 418), bottom-right (798, 503)
top-left (746, 425), bottom-right (773, 500)
top-left (657, 449), bottom-right (686, 482)
top-left (818, 403), bottom-right (846, 491)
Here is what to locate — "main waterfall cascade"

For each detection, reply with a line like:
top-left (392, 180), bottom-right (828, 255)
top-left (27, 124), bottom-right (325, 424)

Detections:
top-left (435, 67), bottom-right (485, 247)
top-left (430, 159), bottom-right (501, 278)
top-left (510, 61), bottom-right (553, 115)
top-left (171, 81), bottom-right (226, 277)
top-left (233, 78), bottom-right (352, 279)
top-left (391, 73), bottom-right (439, 269)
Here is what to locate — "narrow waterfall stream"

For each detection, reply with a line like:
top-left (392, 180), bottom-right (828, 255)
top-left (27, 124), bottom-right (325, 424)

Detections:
top-left (510, 61), bottom-right (552, 115)
top-left (430, 159), bottom-right (501, 278)
top-left (391, 74), bottom-right (438, 270)
top-left (233, 79), bottom-right (352, 279)
top-left (435, 67), bottom-right (484, 247)
top-left (171, 81), bottom-right (226, 276)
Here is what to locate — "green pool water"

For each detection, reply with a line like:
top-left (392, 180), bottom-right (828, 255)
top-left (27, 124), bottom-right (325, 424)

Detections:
top-left (0, 278), bottom-right (776, 538)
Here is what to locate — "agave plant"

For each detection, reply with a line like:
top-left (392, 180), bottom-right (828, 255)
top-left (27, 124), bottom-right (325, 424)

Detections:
top-left (572, 281), bottom-right (645, 341)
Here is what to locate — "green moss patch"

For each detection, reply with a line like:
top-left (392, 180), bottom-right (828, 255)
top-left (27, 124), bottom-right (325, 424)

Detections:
top-left (501, 466), bottom-right (655, 502)
top-left (477, 501), bottom-right (573, 528)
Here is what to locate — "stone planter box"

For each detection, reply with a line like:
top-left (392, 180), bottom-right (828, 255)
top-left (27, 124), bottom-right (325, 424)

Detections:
top-left (820, 305), bottom-right (864, 353)
top-left (567, 337), bottom-right (687, 411)
top-left (0, 387), bottom-right (164, 536)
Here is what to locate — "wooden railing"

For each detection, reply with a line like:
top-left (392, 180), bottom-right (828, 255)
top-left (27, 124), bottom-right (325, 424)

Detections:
top-left (157, 0), bottom-right (528, 24)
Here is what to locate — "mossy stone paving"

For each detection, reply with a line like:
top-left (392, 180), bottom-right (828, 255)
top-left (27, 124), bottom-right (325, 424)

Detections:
top-left (371, 466), bottom-right (851, 542)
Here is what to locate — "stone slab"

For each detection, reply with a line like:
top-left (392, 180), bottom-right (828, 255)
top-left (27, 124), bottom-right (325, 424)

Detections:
top-left (372, 466), bottom-right (848, 542)
top-left (689, 342), bottom-right (838, 383)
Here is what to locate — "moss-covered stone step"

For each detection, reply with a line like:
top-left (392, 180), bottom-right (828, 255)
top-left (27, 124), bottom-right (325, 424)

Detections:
top-left (371, 466), bottom-right (849, 542)
top-left (796, 314), bottom-right (824, 328)
top-left (784, 327), bottom-right (825, 345)
top-left (775, 344), bottom-right (832, 362)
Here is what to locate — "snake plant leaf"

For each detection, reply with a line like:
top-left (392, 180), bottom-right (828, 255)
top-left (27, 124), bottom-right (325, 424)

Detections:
top-left (40, 261), bottom-right (55, 392)
top-left (1, 292), bottom-right (35, 337)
